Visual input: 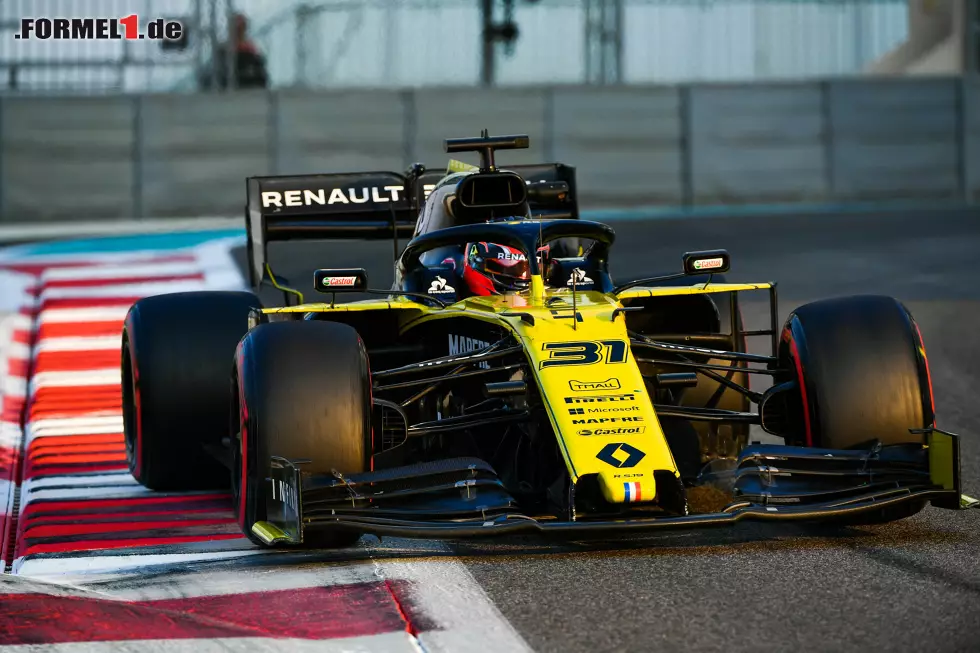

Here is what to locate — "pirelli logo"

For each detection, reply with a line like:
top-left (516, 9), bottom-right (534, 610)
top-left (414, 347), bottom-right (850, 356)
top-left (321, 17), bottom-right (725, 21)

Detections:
top-left (564, 393), bottom-right (635, 405)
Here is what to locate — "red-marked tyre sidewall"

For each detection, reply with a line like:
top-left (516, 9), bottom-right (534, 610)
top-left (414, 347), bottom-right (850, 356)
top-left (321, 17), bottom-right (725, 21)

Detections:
top-left (233, 338), bottom-right (259, 538)
top-left (777, 296), bottom-right (934, 524)
top-left (121, 328), bottom-right (143, 479)
top-left (232, 320), bottom-right (372, 548)
top-left (778, 295), bottom-right (932, 451)
top-left (907, 311), bottom-right (937, 428)
top-left (122, 291), bottom-right (262, 491)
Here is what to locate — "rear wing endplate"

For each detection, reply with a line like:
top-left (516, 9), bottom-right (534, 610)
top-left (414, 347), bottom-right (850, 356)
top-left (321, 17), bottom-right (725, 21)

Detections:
top-left (245, 171), bottom-right (417, 288)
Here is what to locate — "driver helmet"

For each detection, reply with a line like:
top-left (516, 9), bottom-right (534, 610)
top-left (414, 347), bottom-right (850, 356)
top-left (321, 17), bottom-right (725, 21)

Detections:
top-left (462, 242), bottom-right (531, 295)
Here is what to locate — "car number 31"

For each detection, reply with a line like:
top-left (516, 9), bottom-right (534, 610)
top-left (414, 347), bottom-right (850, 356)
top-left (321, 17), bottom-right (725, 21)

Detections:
top-left (539, 340), bottom-right (629, 369)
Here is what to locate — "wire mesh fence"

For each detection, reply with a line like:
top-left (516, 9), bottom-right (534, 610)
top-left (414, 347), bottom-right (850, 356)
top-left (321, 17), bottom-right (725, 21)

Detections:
top-left (0, 0), bottom-right (203, 92)
top-left (0, 0), bottom-right (913, 94)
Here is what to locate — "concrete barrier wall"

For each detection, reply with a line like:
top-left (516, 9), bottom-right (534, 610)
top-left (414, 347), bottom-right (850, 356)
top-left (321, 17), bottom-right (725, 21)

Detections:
top-left (276, 89), bottom-right (410, 177)
top-left (140, 94), bottom-right (271, 218)
top-left (3, 97), bottom-right (136, 220)
top-left (828, 78), bottom-right (961, 201)
top-left (965, 77), bottom-right (980, 203)
top-left (551, 87), bottom-right (683, 206)
top-left (0, 77), bottom-right (976, 221)
top-left (688, 83), bottom-right (827, 204)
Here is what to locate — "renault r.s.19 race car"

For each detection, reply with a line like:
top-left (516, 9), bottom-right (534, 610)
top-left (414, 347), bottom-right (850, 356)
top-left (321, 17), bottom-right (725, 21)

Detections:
top-left (121, 132), bottom-right (978, 549)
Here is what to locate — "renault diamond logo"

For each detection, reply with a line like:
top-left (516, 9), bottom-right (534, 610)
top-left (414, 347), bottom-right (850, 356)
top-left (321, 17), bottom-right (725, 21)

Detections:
top-left (596, 442), bottom-right (646, 468)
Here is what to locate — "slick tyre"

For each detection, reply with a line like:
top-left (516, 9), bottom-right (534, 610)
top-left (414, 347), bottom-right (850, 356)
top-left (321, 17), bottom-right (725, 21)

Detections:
top-left (779, 295), bottom-right (935, 523)
top-left (122, 291), bottom-right (262, 491)
top-left (233, 321), bottom-right (371, 548)
top-left (780, 295), bottom-right (934, 450)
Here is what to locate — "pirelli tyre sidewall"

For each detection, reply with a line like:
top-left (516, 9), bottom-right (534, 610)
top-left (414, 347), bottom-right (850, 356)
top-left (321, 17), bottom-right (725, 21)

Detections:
top-left (122, 290), bottom-right (261, 491)
top-left (777, 295), bottom-right (936, 524)
top-left (233, 320), bottom-right (371, 547)
top-left (779, 294), bottom-right (934, 451)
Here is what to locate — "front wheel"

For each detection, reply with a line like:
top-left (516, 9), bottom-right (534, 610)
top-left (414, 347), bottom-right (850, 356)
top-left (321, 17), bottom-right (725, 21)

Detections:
top-left (233, 320), bottom-right (372, 547)
top-left (123, 290), bottom-right (261, 491)
top-left (776, 295), bottom-right (935, 524)
top-left (779, 294), bottom-right (933, 451)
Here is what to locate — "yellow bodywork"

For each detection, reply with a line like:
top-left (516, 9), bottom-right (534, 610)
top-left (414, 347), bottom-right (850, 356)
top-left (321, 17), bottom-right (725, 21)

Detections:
top-left (261, 279), bottom-right (773, 507)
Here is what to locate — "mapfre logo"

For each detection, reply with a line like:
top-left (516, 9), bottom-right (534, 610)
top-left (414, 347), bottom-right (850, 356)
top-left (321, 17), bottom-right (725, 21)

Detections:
top-left (16, 15), bottom-right (183, 41)
top-left (448, 334), bottom-right (489, 369)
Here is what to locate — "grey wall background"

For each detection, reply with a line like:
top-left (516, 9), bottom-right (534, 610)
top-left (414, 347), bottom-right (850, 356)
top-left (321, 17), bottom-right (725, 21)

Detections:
top-left (2, 76), bottom-right (978, 222)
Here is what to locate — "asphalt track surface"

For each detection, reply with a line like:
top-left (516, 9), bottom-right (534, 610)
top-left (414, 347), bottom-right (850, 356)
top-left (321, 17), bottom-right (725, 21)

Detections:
top-left (233, 208), bottom-right (980, 653)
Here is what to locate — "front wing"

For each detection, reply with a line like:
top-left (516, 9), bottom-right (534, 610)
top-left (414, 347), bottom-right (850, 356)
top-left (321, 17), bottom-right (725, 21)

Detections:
top-left (251, 428), bottom-right (978, 546)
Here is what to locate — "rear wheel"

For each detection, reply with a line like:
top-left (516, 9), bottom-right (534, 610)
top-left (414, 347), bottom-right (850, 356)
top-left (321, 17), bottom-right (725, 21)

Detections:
top-left (122, 291), bottom-right (261, 491)
top-left (233, 320), bottom-right (372, 547)
top-left (778, 295), bottom-right (934, 523)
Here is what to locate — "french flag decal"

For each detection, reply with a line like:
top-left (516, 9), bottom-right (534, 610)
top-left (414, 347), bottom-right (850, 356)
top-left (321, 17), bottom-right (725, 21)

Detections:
top-left (624, 481), bottom-right (641, 502)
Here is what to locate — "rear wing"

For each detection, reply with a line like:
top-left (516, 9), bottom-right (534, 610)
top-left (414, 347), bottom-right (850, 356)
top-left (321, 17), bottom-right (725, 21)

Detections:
top-left (245, 162), bottom-right (578, 288)
top-left (412, 163), bottom-right (579, 221)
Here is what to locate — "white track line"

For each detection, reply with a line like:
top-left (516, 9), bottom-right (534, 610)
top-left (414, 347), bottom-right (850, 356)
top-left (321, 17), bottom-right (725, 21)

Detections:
top-left (0, 309), bottom-right (30, 573)
top-left (37, 307), bottom-right (133, 325)
top-left (41, 562), bottom-right (385, 600)
top-left (27, 417), bottom-right (124, 442)
top-left (36, 336), bottom-right (123, 352)
top-left (380, 551), bottom-right (533, 653)
top-left (29, 370), bottom-right (122, 397)
top-left (2, 375), bottom-right (26, 398)
top-left (5, 340), bottom-right (30, 361)
top-left (0, 269), bottom-right (37, 313)
top-left (0, 421), bottom-right (24, 449)
top-left (19, 484), bottom-right (156, 503)
top-left (40, 280), bottom-right (208, 301)
top-left (22, 473), bottom-right (140, 492)
top-left (195, 236), bottom-right (248, 291)
top-left (13, 547), bottom-right (271, 577)
top-left (40, 262), bottom-right (207, 283)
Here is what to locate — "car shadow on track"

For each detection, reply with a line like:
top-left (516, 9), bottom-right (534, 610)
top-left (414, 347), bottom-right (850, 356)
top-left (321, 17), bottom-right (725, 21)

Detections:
top-left (139, 518), bottom-right (976, 580)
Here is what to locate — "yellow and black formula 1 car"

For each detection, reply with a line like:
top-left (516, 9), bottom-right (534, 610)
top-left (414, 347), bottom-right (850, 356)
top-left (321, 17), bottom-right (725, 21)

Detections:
top-left (121, 133), bottom-right (977, 548)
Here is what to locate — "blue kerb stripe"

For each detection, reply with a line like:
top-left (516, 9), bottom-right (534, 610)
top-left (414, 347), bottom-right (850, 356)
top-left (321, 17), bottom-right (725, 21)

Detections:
top-left (3, 229), bottom-right (244, 258)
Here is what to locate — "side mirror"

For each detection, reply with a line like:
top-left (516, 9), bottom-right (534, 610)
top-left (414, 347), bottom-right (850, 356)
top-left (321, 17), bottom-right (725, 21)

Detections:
top-left (682, 250), bottom-right (730, 275)
top-left (313, 268), bottom-right (368, 293)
